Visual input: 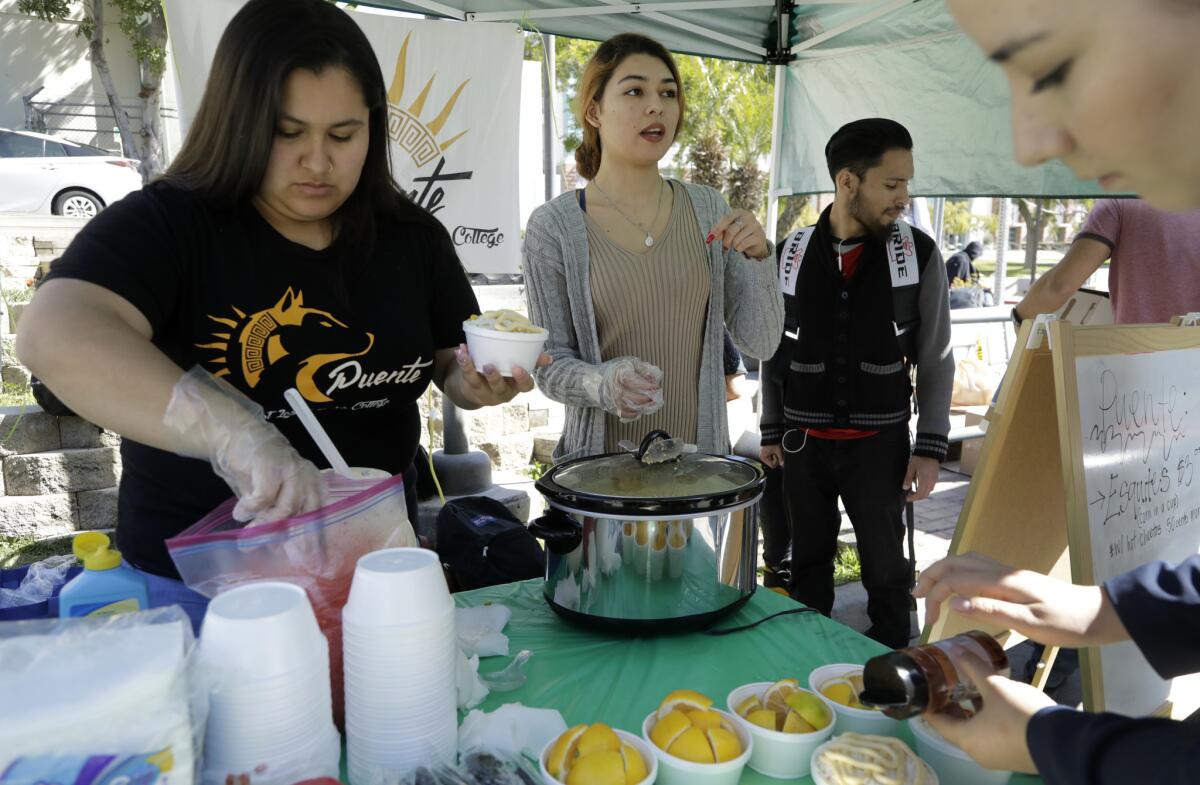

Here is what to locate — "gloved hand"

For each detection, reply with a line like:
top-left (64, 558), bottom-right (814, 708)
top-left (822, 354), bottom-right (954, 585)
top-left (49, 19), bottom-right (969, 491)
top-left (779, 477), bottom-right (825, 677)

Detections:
top-left (163, 367), bottom-right (323, 525)
top-left (592, 357), bottom-right (664, 422)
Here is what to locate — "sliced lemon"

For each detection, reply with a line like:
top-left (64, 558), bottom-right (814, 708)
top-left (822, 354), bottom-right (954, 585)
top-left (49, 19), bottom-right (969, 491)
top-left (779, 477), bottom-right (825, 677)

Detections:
top-left (667, 727), bottom-right (715, 764)
top-left (620, 742), bottom-right (648, 784)
top-left (566, 750), bottom-right (626, 785)
top-left (547, 724), bottom-right (588, 778)
top-left (734, 694), bottom-right (762, 717)
top-left (649, 709), bottom-right (691, 751)
top-left (782, 710), bottom-right (817, 734)
top-left (786, 690), bottom-right (832, 729)
top-left (706, 727), bottom-right (742, 762)
top-left (762, 678), bottom-right (799, 704)
top-left (656, 689), bottom-right (713, 719)
top-left (576, 723), bottom-right (621, 758)
top-left (687, 709), bottom-right (724, 730)
top-left (745, 709), bottom-right (779, 731)
top-left (820, 680), bottom-right (855, 707)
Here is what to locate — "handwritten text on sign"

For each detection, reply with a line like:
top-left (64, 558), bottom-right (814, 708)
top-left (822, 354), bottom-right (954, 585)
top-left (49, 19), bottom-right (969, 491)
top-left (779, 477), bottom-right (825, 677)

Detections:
top-left (1076, 348), bottom-right (1200, 716)
top-left (1082, 358), bottom-right (1200, 569)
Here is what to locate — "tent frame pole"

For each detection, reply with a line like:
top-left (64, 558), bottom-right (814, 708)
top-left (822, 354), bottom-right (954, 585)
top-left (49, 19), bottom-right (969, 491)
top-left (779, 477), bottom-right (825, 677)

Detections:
top-left (468, 0), bottom-right (774, 23)
top-left (791, 0), bottom-right (909, 53)
top-left (765, 61), bottom-right (787, 245)
top-left (392, 0), bottom-right (466, 20)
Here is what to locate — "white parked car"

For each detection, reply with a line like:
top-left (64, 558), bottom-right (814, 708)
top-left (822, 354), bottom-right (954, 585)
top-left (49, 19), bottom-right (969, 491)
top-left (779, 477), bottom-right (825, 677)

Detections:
top-left (0, 128), bottom-right (143, 218)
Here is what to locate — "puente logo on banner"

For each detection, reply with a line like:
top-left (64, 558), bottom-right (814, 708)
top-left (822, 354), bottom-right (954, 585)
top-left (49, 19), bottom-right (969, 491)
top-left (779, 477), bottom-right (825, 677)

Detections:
top-left (386, 33), bottom-right (469, 169)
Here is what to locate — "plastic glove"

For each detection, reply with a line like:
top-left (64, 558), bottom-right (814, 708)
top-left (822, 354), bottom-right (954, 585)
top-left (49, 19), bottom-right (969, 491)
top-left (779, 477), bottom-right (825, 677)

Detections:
top-left (163, 367), bottom-right (323, 525)
top-left (588, 356), bottom-right (664, 422)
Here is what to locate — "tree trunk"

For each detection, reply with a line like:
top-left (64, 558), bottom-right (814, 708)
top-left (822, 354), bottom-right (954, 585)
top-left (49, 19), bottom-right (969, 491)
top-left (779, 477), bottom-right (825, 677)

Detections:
top-left (1025, 199), bottom-right (1044, 283)
top-left (88, 0), bottom-right (137, 162)
top-left (687, 132), bottom-right (727, 191)
top-left (134, 2), bottom-right (168, 180)
top-left (726, 160), bottom-right (765, 217)
top-left (775, 195), bottom-right (808, 243)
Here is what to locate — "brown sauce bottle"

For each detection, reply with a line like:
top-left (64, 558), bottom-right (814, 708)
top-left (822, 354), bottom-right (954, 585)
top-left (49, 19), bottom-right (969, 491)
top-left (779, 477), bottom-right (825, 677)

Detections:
top-left (858, 631), bottom-right (1010, 719)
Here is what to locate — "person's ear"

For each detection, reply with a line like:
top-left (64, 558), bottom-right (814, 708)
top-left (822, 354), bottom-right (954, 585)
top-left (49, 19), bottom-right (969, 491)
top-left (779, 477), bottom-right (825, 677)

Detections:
top-left (584, 99), bottom-right (601, 130)
top-left (836, 169), bottom-right (858, 195)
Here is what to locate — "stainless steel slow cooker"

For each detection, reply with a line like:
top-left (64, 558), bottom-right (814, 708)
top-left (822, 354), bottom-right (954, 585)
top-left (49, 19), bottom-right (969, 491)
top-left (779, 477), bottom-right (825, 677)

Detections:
top-left (530, 432), bottom-right (765, 634)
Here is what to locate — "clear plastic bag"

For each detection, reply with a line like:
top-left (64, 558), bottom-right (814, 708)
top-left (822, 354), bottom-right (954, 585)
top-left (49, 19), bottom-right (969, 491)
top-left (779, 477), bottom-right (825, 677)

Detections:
top-left (0, 606), bottom-right (206, 785)
top-left (166, 472), bottom-right (416, 727)
top-left (0, 554), bottom-right (75, 609)
top-left (951, 353), bottom-right (1001, 406)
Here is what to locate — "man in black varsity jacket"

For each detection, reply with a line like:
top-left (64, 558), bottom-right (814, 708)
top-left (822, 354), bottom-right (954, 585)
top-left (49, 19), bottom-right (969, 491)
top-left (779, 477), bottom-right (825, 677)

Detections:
top-left (759, 118), bottom-right (954, 648)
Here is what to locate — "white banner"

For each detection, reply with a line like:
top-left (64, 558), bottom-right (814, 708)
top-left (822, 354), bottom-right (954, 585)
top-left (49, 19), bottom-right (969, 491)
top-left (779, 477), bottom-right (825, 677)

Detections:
top-left (163, 1), bottom-right (523, 273)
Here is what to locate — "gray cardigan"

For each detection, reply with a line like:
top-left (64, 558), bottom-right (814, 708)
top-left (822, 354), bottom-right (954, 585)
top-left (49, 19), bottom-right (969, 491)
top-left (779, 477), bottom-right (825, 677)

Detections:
top-left (523, 180), bottom-right (785, 463)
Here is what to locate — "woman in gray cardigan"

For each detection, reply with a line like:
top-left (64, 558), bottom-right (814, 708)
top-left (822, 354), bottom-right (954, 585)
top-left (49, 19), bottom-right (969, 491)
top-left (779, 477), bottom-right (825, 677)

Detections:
top-left (524, 33), bottom-right (784, 464)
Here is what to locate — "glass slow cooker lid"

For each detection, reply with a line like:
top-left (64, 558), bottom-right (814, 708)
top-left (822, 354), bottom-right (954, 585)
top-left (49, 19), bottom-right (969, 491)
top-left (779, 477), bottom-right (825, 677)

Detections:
top-left (548, 451), bottom-right (759, 500)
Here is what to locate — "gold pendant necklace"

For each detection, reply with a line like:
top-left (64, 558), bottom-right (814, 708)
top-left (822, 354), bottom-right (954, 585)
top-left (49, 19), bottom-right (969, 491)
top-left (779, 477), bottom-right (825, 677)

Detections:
top-left (590, 178), bottom-right (666, 247)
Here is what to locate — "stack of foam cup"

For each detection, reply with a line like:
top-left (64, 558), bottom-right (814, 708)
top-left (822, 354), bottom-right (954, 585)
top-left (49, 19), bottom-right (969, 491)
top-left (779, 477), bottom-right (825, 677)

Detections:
top-left (199, 581), bottom-right (340, 785)
top-left (343, 547), bottom-right (458, 784)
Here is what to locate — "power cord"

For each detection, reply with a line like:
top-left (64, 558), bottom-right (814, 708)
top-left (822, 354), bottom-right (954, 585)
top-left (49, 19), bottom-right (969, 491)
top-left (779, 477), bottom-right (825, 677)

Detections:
top-left (705, 607), bottom-right (820, 636)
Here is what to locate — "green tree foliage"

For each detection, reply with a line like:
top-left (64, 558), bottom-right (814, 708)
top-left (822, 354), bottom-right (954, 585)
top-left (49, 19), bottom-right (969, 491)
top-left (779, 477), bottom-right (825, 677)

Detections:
top-left (17, 0), bottom-right (168, 179)
top-left (942, 199), bottom-right (975, 239)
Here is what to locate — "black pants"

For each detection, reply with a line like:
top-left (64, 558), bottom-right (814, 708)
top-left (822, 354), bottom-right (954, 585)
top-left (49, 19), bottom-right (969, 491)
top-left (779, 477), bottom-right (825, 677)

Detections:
top-left (758, 465), bottom-right (791, 587)
top-left (783, 426), bottom-right (912, 648)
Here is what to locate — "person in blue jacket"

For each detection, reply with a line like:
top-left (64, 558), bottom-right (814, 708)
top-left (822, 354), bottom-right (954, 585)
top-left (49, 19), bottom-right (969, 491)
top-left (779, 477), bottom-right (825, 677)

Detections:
top-left (935, 1), bottom-right (1200, 780)
top-left (915, 552), bottom-right (1200, 784)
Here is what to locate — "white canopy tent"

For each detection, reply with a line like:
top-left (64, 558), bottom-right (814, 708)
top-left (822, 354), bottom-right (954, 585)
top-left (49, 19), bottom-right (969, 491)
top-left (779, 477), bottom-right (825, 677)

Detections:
top-left (346, 0), bottom-right (1107, 241)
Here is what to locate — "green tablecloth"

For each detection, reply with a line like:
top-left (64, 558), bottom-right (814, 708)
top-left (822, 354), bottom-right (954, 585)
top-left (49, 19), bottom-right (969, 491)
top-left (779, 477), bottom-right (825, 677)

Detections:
top-left (452, 579), bottom-right (1043, 785)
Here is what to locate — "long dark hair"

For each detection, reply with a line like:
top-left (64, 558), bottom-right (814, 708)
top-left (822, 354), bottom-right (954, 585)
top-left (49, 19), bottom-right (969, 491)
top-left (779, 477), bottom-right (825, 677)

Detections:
top-left (574, 34), bottom-right (687, 181)
top-left (164, 0), bottom-right (435, 254)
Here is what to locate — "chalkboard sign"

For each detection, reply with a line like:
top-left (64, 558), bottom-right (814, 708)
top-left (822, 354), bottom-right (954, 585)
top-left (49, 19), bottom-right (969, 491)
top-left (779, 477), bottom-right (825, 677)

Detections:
top-left (926, 318), bottom-right (1200, 715)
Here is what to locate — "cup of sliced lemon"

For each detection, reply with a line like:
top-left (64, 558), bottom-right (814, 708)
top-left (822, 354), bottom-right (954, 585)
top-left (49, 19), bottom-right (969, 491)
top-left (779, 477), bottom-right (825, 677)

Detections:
top-left (808, 664), bottom-right (903, 737)
top-left (540, 722), bottom-right (656, 785)
top-left (725, 678), bottom-right (835, 779)
top-left (640, 689), bottom-right (752, 785)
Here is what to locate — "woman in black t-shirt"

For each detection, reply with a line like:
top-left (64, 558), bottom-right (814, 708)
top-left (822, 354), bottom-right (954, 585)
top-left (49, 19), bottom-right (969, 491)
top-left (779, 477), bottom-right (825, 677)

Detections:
top-left (18, 0), bottom-right (545, 608)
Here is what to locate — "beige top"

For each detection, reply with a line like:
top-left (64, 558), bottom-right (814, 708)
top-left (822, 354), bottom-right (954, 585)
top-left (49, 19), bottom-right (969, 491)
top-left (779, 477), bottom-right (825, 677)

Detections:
top-left (585, 181), bottom-right (711, 452)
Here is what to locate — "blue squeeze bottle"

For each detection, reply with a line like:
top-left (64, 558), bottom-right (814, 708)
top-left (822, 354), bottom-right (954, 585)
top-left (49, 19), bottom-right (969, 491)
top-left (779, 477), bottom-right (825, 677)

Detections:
top-left (58, 532), bottom-right (149, 617)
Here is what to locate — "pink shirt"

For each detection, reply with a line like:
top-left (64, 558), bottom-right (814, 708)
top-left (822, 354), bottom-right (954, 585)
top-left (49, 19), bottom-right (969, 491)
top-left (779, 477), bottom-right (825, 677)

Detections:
top-left (1077, 199), bottom-right (1200, 324)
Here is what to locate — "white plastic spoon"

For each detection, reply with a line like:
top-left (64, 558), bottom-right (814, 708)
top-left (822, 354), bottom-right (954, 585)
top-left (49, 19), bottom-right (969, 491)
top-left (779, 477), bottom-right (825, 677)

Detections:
top-left (283, 387), bottom-right (353, 477)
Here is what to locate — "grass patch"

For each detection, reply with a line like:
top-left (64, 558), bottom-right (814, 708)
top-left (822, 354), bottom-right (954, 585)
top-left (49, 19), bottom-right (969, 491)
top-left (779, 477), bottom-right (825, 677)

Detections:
top-left (520, 460), bottom-right (549, 481)
top-left (833, 542), bottom-right (862, 586)
top-left (2, 286), bottom-right (34, 306)
top-left (0, 382), bottom-right (34, 408)
top-left (0, 535), bottom-right (75, 569)
top-left (757, 541), bottom-right (863, 587)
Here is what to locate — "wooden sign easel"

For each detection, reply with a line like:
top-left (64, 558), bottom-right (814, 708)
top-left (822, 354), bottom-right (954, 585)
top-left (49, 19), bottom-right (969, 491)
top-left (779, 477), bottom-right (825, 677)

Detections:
top-left (924, 314), bottom-right (1200, 716)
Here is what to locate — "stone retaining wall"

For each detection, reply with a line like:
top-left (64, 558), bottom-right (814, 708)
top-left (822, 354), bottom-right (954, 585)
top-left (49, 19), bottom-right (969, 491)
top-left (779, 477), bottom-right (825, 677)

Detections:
top-left (416, 386), bottom-right (564, 471)
top-left (0, 408), bottom-right (121, 539)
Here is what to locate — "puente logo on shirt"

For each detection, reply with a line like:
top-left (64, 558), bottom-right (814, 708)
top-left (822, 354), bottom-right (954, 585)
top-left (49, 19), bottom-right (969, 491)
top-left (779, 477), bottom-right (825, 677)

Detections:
top-left (197, 288), bottom-right (375, 403)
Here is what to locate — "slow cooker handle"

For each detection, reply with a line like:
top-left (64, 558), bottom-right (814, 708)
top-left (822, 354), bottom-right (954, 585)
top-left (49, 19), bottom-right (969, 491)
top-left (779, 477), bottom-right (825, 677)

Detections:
top-left (635, 429), bottom-right (672, 462)
top-left (528, 508), bottom-right (584, 554)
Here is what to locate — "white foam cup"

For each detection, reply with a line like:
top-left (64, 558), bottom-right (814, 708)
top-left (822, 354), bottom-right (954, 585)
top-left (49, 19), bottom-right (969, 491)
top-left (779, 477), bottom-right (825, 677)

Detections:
top-left (725, 682), bottom-right (835, 779)
top-left (199, 582), bottom-right (325, 677)
top-left (808, 663), bottom-right (904, 737)
top-left (463, 322), bottom-right (546, 378)
top-left (342, 548), bottom-right (453, 626)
